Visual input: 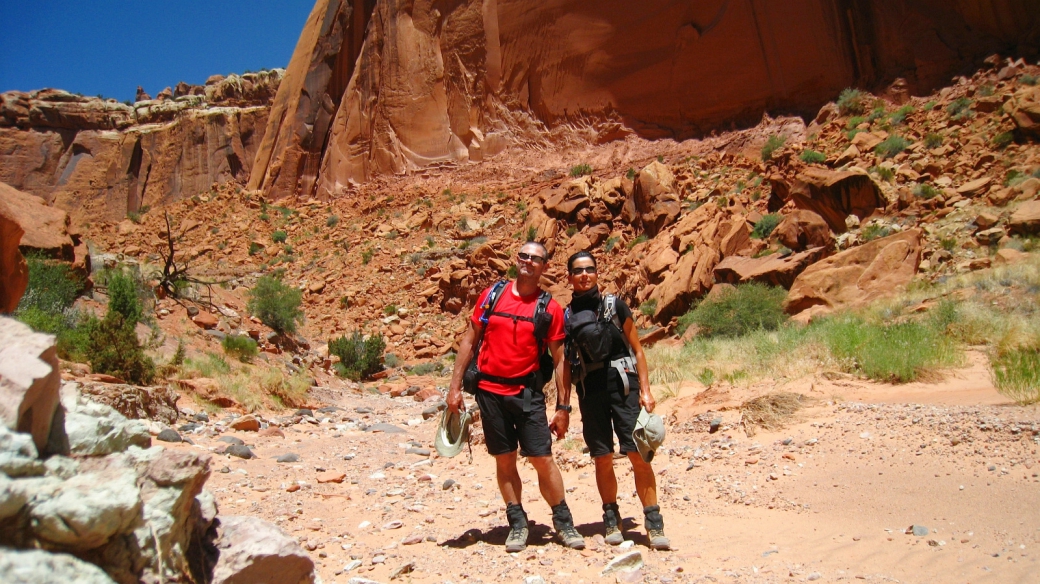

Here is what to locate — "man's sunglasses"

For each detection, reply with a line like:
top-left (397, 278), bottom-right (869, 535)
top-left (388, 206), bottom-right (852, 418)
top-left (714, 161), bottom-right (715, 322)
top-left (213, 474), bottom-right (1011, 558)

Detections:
top-left (517, 252), bottom-right (545, 264)
top-left (569, 266), bottom-right (597, 275)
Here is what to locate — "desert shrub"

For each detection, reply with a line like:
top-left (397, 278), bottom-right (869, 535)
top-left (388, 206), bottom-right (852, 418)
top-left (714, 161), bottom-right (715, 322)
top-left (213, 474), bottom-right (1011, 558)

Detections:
top-left (861, 224), bottom-right (893, 242)
top-left (361, 248), bottom-right (374, 264)
top-left (329, 331), bottom-right (386, 381)
top-left (1020, 74), bottom-right (1038, 86)
top-left (604, 236), bottom-right (620, 253)
top-left (695, 368), bottom-right (716, 386)
top-left (326, 215), bottom-right (339, 227)
top-left (639, 299), bottom-right (657, 318)
top-left (990, 346), bottom-right (1040, 404)
top-left (107, 270), bottom-right (144, 326)
top-left (408, 362), bottom-right (441, 376)
top-left (184, 352), bottom-right (232, 378)
top-left (248, 242), bottom-right (262, 256)
top-left (868, 165), bottom-right (895, 182)
top-left (271, 230), bottom-right (287, 243)
top-left (799, 149), bottom-right (826, 164)
top-left (837, 88), bottom-right (870, 116)
top-left (750, 213), bottom-right (781, 240)
top-left (815, 314), bottom-right (957, 382)
top-left (628, 234), bottom-right (649, 249)
top-left (913, 183), bottom-right (941, 199)
top-left (846, 116), bottom-right (867, 129)
top-left (924, 133), bottom-right (943, 149)
top-left (888, 105), bottom-right (914, 125)
top-left (978, 84), bottom-right (995, 97)
top-left (259, 368), bottom-right (311, 408)
top-left (626, 167), bottom-right (637, 180)
top-left (947, 97), bottom-right (973, 120)
top-left (761, 135), bottom-right (786, 161)
top-left (569, 164), bottom-right (593, 177)
top-left (247, 273), bottom-right (303, 335)
top-left (16, 254), bottom-right (81, 317)
top-left (677, 282), bottom-right (787, 338)
top-left (993, 131), bottom-right (1015, 149)
top-left (384, 353), bottom-right (400, 368)
top-left (84, 312), bottom-right (155, 385)
top-left (222, 335), bottom-right (258, 362)
top-left (875, 135), bottom-right (910, 159)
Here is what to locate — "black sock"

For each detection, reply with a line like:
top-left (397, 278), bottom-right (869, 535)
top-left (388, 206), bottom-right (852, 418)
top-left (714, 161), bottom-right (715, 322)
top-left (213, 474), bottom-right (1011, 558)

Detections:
top-left (643, 505), bottom-right (664, 531)
top-left (602, 502), bottom-right (621, 527)
top-left (506, 502), bottom-right (528, 527)
top-left (551, 500), bottom-right (573, 526)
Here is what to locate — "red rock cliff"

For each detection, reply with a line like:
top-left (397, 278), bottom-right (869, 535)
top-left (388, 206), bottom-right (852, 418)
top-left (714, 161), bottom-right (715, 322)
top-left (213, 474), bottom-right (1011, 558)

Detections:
top-left (250, 0), bottom-right (1039, 199)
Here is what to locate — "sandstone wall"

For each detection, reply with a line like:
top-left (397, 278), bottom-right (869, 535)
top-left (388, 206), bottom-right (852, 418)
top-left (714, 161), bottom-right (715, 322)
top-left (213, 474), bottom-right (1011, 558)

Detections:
top-left (250, 0), bottom-right (1039, 199)
top-left (0, 72), bottom-right (281, 224)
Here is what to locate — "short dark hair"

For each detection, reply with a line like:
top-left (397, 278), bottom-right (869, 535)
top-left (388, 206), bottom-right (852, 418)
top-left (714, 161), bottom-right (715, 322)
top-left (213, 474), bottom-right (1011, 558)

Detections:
top-left (567, 250), bottom-right (596, 272)
top-left (521, 241), bottom-right (548, 258)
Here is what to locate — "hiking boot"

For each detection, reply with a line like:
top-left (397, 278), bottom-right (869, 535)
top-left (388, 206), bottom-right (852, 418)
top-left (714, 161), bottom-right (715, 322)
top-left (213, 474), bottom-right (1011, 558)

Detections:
top-left (602, 502), bottom-right (624, 545)
top-left (551, 500), bottom-right (585, 550)
top-left (504, 503), bottom-right (529, 553)
top-left (644, 505), bottom-right (670, 550)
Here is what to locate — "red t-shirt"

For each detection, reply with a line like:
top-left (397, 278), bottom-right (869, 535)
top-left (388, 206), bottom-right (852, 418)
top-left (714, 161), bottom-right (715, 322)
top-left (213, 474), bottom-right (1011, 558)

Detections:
top-left (470, 282), bottom-right (565, 396)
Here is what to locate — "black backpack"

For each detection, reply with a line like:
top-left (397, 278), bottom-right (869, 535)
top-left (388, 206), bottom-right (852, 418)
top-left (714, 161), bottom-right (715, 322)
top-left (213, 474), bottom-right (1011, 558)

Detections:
top-left (463, 281), bottom-right (555, 408)
top-left (566, 294), bottom-right (636, 394)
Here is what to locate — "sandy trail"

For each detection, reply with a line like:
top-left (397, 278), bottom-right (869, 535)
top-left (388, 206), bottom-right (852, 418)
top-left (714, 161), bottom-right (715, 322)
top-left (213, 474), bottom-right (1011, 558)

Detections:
top-left (171, 355), bottom-right (1040, 583)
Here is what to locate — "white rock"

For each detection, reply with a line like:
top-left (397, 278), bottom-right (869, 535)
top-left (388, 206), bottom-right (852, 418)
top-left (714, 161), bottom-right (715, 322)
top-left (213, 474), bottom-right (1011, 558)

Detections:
top-left (0, 548), bottom-right (116, 584)
top-left (601, 550), bottom-right (644, 576)
top-left (29, 467), bottom-right (141, 549)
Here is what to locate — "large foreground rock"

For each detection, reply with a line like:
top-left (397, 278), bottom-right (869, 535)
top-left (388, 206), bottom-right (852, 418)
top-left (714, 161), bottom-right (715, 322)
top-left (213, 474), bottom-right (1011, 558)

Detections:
top-left (0, 316), bottom-right (62, 453)
top-left (29, 466), bottom-right (142, 550)
top-left (784, 229), bottom-right (922, 316)
top-left (62, 386), bottom-right (151, 455)
top-left (212, 515), bottom-right (317, 584)
top-left (648, 245), bottom-right (720, 322)
top-left (0, 182), bottom-right (75, 258)
top-left (0, 195), bottom-right (28, 313)
top-left (0, 549), bottom-right (116, 584)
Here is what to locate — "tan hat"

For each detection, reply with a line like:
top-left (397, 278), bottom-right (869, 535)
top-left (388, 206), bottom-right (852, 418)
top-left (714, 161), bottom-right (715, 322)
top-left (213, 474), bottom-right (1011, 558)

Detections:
top-left (434, 408), bottom-right (471, 458)
top-left (633, 408), bottom-right (665, 463)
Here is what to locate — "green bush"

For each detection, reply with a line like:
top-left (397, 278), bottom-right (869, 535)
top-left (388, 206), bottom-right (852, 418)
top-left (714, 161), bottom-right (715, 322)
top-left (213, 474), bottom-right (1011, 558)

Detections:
top-left (83, 312), bottom-right (155, 385)
top-left (888, 105), bottom-right (914, 125)
top-left (992, 131), bottom-right (1014, 149)
top-left (626, 168), bottom-right (637, 180)
top-left (1021, 74), bottom-right (1038, 86)
top-left (604, 236), bottom-right (620, 253)
top-left (361, 248), bottom-right (374, 265)
top-left (326, 215), bottom-right (339, 228)
top-left (16, 255), bottom-right (81, 316)
top-left (569, 164), bottom-right (593, 177)
top-left (861, 224), bottom-right (893, 242)
top-left (272, 230), bottom-right (287, 243)
top-left (677, 282), bottom-right (787, 338)
top-left (750, 214), bottom-right (781, 240)
top-left (947, 97), bottom-right (973, 120)
top-left (913, 183), bottom-right (941, 199)
top-left (761, 135), bottom-right (786, 161)
top-left (815, 315), bottom-right (958, 383)
top-left (222, 335), bottom-right (258, 362)
top-left (247, 274), bottom-right (303, 335)
top-left (329, 331), bottom-right (386, 381)
top-left (837, 88), bottom-right (870, 116)
top-left (924, 133), bottom-right (943, 149)
top-left (875, 135), bottom-right (910, 159)
top-left (628, 234), bottom-right (648, 249)
top-left (990, 346), bottom-right (1040, 404)
top-left (869, 165), bottom-right (895, 182)
top-left (248, 242), bottom-right (262, 256)
top-left (107, 271), bottom-right (144, 326)
top-left (799, 149), bottom-right (826, 164)
top-left (639, 299), bottom-right (658, 318)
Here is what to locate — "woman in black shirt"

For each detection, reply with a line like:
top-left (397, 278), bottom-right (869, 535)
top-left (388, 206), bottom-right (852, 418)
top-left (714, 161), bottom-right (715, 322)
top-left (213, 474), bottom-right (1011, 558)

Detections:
top-left (566, 250), bottom-right (669, 550)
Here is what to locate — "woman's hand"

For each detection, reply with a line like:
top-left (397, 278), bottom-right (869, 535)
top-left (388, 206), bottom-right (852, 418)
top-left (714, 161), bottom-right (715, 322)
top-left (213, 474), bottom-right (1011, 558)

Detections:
top-left (640, 390), bottom-right (656, 413)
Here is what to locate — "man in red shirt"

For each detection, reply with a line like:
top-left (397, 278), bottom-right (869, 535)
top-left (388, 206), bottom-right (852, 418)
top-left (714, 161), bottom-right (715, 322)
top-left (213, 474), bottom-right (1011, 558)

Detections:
top-left (447, 241), bottom-right (584, 552)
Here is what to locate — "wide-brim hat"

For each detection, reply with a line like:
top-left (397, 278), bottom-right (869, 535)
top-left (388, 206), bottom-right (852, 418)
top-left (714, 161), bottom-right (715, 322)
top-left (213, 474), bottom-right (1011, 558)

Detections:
top-left (434, 408), bottom-right (471, 458)
top-left (633, 408), bottom-right (665, 463)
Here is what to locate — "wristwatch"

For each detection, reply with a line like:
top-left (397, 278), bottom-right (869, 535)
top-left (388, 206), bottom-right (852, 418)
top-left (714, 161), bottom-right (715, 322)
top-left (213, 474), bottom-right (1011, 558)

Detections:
top-left (555, 404), bottom-right (572, 413)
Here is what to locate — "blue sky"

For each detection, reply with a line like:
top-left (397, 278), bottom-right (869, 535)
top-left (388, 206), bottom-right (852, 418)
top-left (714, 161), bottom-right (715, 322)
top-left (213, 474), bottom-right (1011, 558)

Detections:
top-left (0, 0), bottom-right (315, 102)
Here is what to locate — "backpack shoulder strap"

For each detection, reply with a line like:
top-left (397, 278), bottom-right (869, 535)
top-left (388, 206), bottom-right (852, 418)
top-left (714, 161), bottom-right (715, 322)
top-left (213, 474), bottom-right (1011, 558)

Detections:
top-left (479, 280), bottom-right (508, 326)
top-left (604, 294), bottom-right (636, 359)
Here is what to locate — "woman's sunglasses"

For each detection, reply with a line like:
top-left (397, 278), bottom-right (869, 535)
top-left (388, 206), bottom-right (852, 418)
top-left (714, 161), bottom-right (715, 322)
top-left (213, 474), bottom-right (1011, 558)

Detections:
top-left (517, 252), bottom-right (545, 264)
top-left (569, 266), bottom-right (597, 275)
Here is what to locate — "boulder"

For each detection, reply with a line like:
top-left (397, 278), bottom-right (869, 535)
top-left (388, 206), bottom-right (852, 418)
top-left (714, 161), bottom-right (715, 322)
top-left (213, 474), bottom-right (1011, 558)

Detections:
top-left (0, 201), bottom-right (27, 313)
top-left (713, 247), bottom-right (829, 289)
top-left (634, 161), bottom-right (681, 235)
top-left (230, 414), bottom-right (261, 432)
top-left (80, 382), bottom-right (180, 425)
top-left (769, 169), bottom-right (886, 233)
top-left (773, 210), bottom-right (835, 251)
top-left (1007, 85), bottom-right (1040, 137)
top-left (1008, 200), bottom-right (1040, 235)
top-left (0, 316), bottom-right (62, 453)
top-left (212, 515), bottom-right (317, 584)
top-left (0, 549), bottom-right (116, 584)
top-left (0, 182), bottom-right (75, 258)
top-left (29, 466), bottom-right (142, 550)
top-left (0, 425), bottom-right (44, 477)
top-left (717, 218), bottom-right (752, 258)
top-left (648, 245), bottom-right (720, 322)
top-left (784, 229), bottom-right (922, 316)
top-left (62, 386), bottom-right (152, 455)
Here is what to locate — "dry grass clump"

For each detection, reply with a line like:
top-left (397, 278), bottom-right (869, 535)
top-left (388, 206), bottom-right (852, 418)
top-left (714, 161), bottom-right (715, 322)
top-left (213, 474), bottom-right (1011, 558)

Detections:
top-left (740, 392), bottom-right (812, 436)
top-left (180, 352), bottom-right (310, 411)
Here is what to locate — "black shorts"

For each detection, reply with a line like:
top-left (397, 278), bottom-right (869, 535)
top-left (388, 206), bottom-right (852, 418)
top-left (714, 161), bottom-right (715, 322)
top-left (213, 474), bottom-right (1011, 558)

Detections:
top-left (578, 368), bottom-right (640, 458)
top-left (476, 388), bottom-right (553, 457)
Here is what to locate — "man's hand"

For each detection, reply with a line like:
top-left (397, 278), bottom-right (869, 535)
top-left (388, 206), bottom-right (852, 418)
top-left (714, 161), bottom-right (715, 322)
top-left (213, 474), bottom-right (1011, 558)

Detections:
top-left (447, 386), bottom-right (465, 414)
top-left (640, 391), bottom-right (656, 413)
top-left (549, 410), bottom-right (569, 439)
